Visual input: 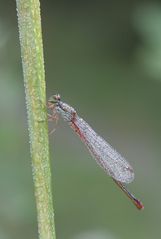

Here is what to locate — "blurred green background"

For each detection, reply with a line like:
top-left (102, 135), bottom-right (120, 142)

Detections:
top-left (1, 0), bottom-right (161, 238)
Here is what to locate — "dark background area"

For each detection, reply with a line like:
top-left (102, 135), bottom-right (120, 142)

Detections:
top-left (0, 0), bottom-right (161, 238)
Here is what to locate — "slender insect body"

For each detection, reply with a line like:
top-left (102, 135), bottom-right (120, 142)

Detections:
top-left (48, 94), bottom-right (144, 210)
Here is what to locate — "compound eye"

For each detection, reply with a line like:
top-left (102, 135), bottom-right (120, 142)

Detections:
top-left (48, 94), bottom-right (61, 104)
top-left (54, 94), bottom-right (61, 101)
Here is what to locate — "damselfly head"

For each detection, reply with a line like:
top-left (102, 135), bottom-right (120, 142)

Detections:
top-left (48, 94), bottom-right (61, 104)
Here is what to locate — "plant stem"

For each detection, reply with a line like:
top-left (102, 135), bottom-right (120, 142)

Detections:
top-left (16, 1), bottom-right (56, 238)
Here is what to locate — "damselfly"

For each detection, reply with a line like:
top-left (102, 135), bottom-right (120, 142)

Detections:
top-left (48, 94), bottom-right (144, 210)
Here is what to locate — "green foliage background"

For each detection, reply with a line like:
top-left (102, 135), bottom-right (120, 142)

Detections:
top-left (0, 1), bottom-right (161, 238)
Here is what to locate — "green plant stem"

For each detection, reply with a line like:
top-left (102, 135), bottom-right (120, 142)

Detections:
top-left (16, 1), bottom-right (56, 238)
